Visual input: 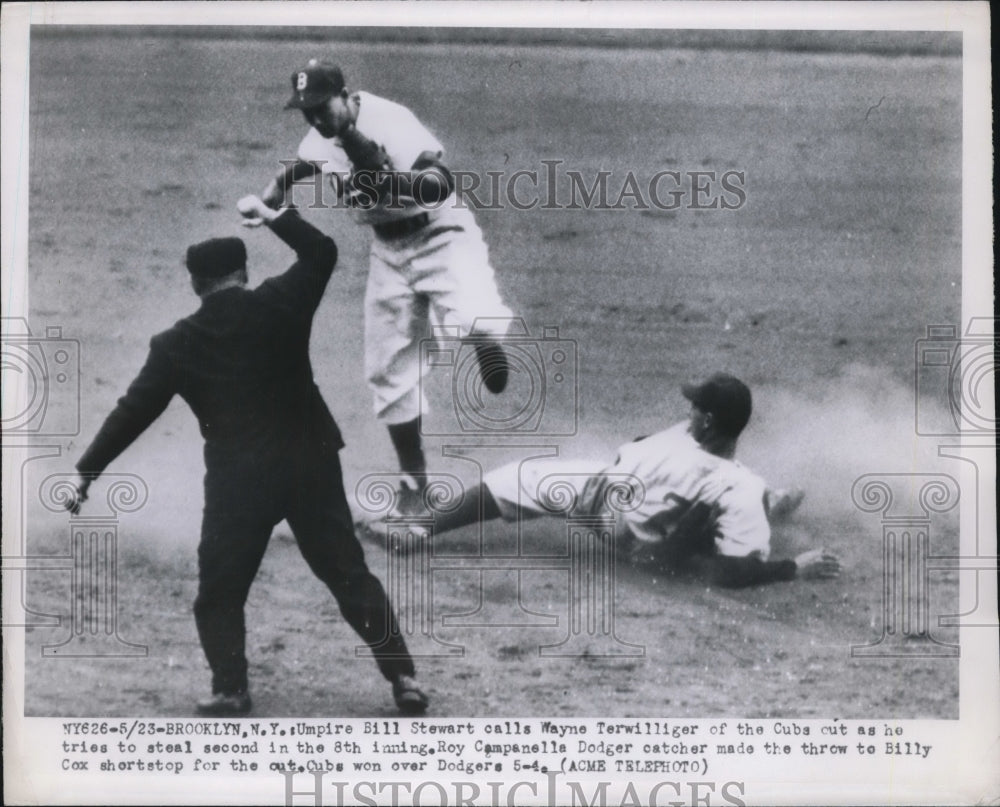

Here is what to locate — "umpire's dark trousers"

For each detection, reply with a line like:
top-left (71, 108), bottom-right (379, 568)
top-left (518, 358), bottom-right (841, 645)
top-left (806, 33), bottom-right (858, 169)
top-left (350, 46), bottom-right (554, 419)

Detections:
top-left (193, 440), bottom-right (414, 695)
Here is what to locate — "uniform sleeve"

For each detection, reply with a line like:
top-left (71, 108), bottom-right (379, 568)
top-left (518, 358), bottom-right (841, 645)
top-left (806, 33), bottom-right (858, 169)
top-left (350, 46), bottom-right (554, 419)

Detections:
top-left (713, 476), bottom-right (772, 559)
top-left (297, 128), bottom-right (351, 175)
top-left (693, 553), bottom-right (798, 588)
top-left (388, 108), bottom-right (444, 171)
top-left (361, 95), bottom-right (444, 172)
top-left (255, 209), bottom-right (338, 315)
top-left (76, 337), bottom-right (176, 478)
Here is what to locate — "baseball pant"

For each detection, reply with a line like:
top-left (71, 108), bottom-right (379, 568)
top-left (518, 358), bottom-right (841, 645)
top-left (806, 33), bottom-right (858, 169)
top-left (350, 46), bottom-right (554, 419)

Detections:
top-left (364, 206), bottom-right (513, 425)
top-left (193, 449), bottom-right (414, 695)
top-left (481, 459), bottom-right (716, 566)
top-left (482, 459), bottom-right (609, 520)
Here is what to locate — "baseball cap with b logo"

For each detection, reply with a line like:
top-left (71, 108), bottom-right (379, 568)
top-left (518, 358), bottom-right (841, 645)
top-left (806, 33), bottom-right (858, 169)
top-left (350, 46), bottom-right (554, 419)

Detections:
top-left (285, 59), bottom-right (346, 109)
top-left (681, 373), bottom-right (753, 437)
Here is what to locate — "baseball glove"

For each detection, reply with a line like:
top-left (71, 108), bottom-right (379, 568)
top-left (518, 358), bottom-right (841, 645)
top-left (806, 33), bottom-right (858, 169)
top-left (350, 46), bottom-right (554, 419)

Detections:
top-left (339, 126), bottom-right (392, 172)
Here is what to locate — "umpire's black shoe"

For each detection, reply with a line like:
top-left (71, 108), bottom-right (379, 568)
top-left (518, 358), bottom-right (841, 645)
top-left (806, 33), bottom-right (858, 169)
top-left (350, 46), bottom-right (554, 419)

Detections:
top-left (392, 675), bottom-right (429, 715)
top-left (196, 691), bottom-right (252, 716)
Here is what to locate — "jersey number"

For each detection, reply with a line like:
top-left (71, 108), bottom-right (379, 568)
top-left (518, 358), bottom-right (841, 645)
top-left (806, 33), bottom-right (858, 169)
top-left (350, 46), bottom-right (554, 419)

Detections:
top-left (296, 72), bottom-right (308, 91)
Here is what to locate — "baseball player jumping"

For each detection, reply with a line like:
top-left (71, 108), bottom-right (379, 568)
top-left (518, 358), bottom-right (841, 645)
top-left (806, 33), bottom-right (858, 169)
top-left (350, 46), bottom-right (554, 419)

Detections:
top-left (256, 59), bottom-right (514, 515)
top-left (392, 373), bottom-right (840, 588)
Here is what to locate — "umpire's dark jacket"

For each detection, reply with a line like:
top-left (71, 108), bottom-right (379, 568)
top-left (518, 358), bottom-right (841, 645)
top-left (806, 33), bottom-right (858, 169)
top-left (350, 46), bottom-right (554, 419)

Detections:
top-left (77, 211), bottom-right (341, 495)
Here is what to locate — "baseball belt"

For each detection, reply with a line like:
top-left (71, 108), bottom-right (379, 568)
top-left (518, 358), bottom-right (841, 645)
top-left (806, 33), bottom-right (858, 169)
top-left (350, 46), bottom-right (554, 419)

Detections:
top-left (373, 213), bottom-right (430, 240)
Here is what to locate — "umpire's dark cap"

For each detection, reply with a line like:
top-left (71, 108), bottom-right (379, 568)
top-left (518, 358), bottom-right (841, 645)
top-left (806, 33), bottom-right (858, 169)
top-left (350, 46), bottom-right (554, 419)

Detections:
top-left (185, 237), bottom-right (247, 279)
top-left (285, 60), bottom-right (345, 109)
top-left (682, 373), bottom-right (752, 437)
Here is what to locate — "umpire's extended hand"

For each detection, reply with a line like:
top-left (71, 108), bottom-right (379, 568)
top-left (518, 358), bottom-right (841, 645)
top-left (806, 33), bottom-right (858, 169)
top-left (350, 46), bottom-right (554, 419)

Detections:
top-left (64, 474), bottom-right (93, 515)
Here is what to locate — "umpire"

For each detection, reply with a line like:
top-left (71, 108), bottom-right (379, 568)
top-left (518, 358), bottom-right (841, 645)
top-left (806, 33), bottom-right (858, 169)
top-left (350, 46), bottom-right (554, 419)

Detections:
top-left (66, 196), bottom-right (428, 716)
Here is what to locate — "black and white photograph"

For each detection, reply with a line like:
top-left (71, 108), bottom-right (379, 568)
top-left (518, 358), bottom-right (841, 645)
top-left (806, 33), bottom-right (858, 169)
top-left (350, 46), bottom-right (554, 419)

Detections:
top-left (2, 2), bottom-right (996, 805)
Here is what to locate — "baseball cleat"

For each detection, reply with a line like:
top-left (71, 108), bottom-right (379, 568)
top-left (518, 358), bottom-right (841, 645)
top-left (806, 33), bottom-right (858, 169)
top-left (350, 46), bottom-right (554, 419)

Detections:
top-left (355, 517), bottom-right (430, 555)
top-left (356, 475), bottom-right (432, 553)
top-left (391, 474), bottom-right (429, 518)
top-left (392, 674), bottom-right (429, 715)
top-left (195, 690), bottom-right (252, 716)
top-left (766, 486), bottom-right (806, 521)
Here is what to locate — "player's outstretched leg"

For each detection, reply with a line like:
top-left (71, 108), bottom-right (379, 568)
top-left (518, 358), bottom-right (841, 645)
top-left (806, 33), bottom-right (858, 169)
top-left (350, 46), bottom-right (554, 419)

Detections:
top-left (438, 482), bottom-right (502, 532)
top-left (473, 340), bottom-right (509, 394)
top-left (388, 482), bottom-right (503, 555)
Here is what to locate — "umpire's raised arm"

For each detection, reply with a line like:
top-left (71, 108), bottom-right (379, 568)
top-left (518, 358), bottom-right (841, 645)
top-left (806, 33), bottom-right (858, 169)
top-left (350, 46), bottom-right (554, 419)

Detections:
top-left (237, 194), bottom-right (338, 313)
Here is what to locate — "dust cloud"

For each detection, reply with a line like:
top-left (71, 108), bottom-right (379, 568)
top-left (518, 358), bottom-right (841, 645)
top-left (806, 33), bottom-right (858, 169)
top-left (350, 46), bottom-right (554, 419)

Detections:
top-left (740, 363), bottom-right (960, 527)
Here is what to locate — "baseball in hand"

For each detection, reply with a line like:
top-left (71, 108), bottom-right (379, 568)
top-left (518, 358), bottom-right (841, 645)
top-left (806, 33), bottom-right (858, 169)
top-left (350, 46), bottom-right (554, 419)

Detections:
top-left (237, 195), bottom-right (267, 227)
top-left (236, 194), bottom-right (278, 227)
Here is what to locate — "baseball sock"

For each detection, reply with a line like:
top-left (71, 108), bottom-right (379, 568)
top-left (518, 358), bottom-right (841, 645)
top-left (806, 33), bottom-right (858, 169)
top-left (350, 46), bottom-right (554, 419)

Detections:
top-left (434, 483), bottom-right (501, 534)
top-left (387, 418), bottom-right (426, 482)
top-left (473, 340), bottom-right (508, 394)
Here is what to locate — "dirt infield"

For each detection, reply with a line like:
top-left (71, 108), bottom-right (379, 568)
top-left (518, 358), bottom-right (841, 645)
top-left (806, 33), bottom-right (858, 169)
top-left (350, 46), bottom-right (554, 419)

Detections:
top-left (23, 31), bottom-right (960, 718)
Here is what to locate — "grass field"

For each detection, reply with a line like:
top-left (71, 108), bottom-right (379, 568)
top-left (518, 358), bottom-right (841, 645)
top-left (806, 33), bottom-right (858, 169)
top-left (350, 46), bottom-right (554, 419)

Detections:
top-left (22, 29), bottom-right (962, 718)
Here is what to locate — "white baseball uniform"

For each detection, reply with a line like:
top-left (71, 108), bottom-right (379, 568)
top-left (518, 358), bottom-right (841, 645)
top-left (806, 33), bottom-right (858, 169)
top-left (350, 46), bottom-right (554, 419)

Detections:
top-left (297, 91), bottom-right (513, 424)
top-left (482, 421), bottom-right (772, 560)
